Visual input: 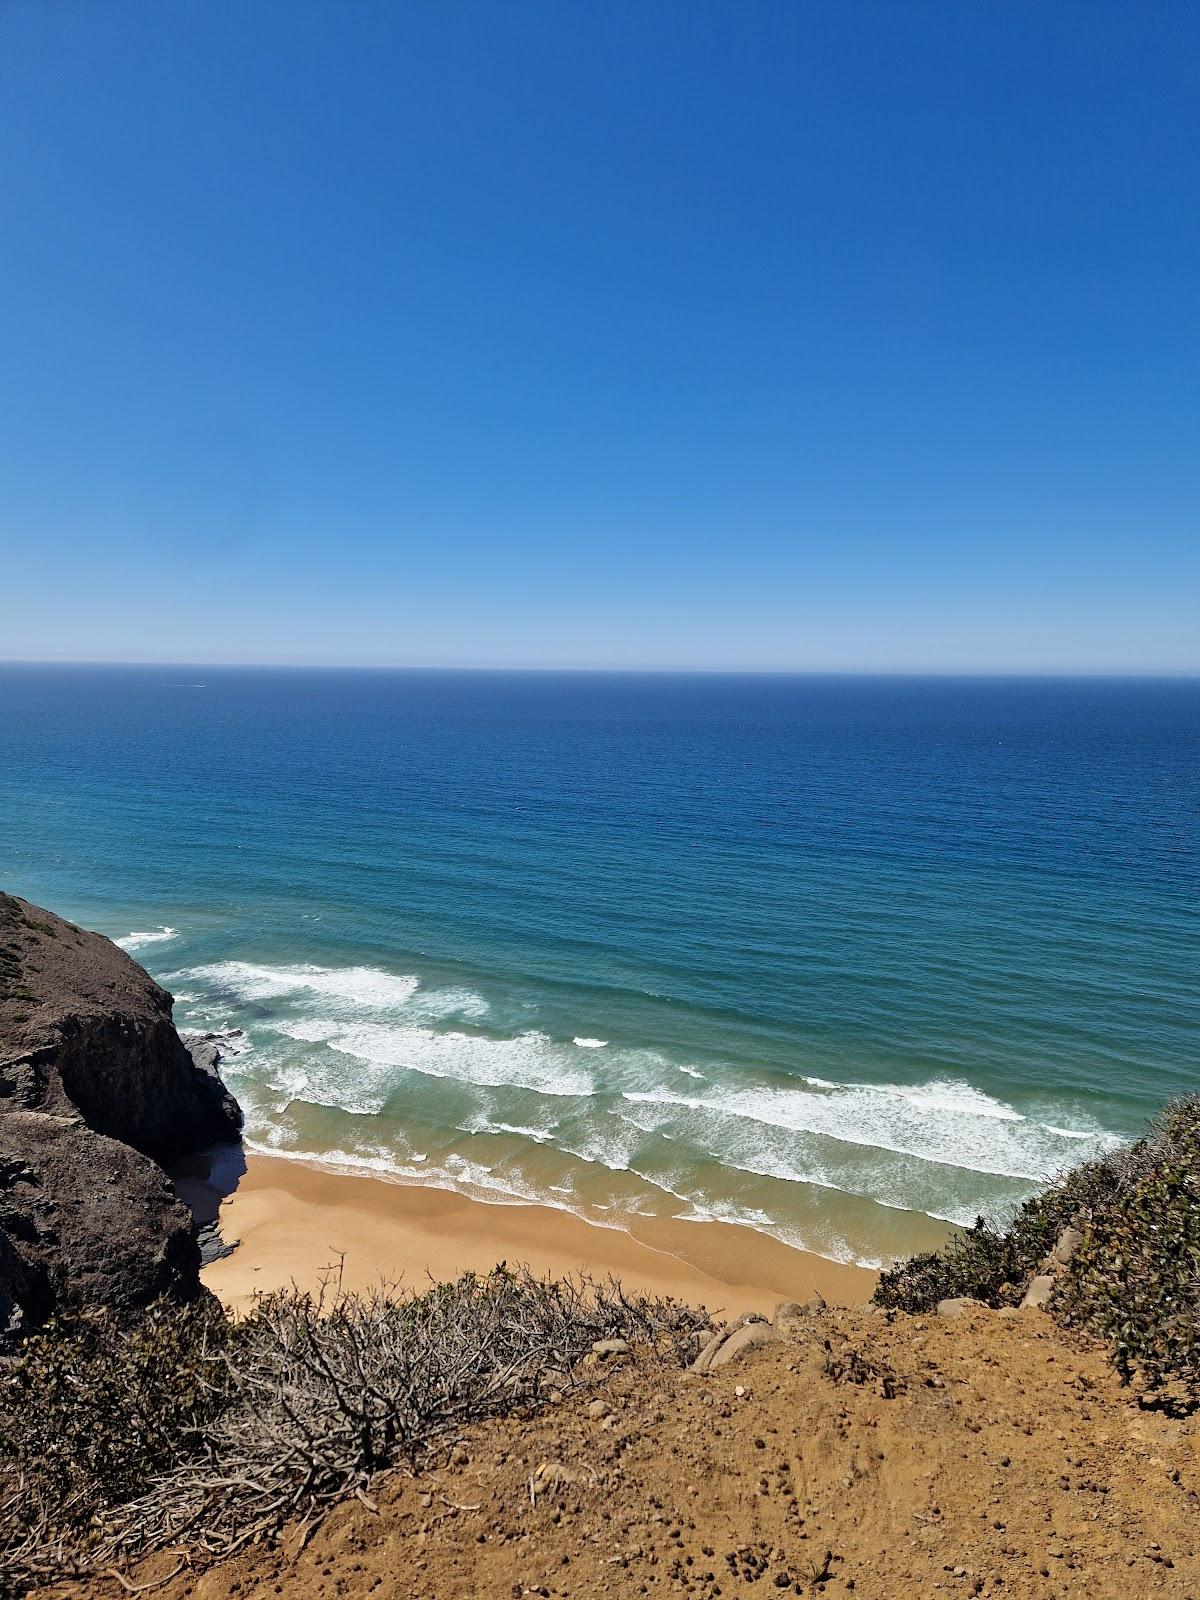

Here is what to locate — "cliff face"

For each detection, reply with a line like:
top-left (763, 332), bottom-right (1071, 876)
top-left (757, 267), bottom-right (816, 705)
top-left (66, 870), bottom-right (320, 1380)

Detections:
top-left (0, 1114), bottom-right (202, 1333)
top-left (0, 894), bottom-right (239, 1159)
top-left (0, 893), bottom-right (242, 1337)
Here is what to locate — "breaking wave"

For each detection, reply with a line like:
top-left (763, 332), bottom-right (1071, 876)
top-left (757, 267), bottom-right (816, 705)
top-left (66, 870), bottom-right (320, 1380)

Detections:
top-left (117, 926), bottom-right (178, 951)
top-left (275, 1018), bottom-right (596, 1101)
top-left (174, 955), bottom-right (1129, 1261)
top-left (619, 1076), bottom-right (1120, 1184)
top-left (184, 961), bottom-right (423, 1010)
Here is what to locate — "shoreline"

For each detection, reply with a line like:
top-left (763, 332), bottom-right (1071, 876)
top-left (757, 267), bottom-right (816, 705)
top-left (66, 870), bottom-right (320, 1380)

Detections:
top-left (192, 1150), bottom-right (878, 1317)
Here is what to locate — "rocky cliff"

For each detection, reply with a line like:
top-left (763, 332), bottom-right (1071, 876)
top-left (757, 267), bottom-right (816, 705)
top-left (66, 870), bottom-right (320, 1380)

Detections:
top-left (0, 893), bottom-right (242, 1337)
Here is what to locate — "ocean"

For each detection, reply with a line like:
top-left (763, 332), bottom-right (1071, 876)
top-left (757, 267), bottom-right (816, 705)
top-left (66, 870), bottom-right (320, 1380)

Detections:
top-left (1, 666), bottom-right (1196, 1266)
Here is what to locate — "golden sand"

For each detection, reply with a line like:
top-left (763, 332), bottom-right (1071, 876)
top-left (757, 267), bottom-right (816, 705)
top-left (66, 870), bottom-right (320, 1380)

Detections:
top-left (198, 1152), bottom-right (876, 1318)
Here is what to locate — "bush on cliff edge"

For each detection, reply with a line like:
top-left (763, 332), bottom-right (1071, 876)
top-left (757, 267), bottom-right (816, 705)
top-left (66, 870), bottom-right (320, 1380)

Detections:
top-left (873, 1096), bottom-right (1200, 1407)
top-left (0, 1297), bottom-right (231, 1591)
top-left (0, 1265), bottom-right (708, 1595)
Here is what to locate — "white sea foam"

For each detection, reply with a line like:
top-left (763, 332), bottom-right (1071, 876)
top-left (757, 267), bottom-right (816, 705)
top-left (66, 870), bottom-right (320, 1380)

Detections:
top-left (461, 1116), bottom-right (557, 1144)
top-left (886, 1080), bottom-right (1023, 1122)
top-left (185, 960), bottom-right (422, 1009)
top-left (274, 1018), bottom-right (596, 1100)
top-left (241, 1138), bottom-right (602, 1220)
top-left (674, 1195), bottom-right (871, 1266)
top-left (181, 960), bottom-right (490, 1024)
top-left (117, 926), bottom-right (178, 951)
top-left (620, 1075), bottom-right (1122, 1183)
top-left (623, 1089), bottom-right (689, 1107)
top-left (555, 1123), bottom-right (639, 1174)
top-left (418, 987), bottom-right (492, 1022)
top-left (173, 947), bottom-right (1129, 1253)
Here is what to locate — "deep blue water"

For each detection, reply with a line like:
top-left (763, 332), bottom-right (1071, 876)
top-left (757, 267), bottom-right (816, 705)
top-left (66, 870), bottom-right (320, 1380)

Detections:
top-left (2, 666), bottom-right (1197, 1263)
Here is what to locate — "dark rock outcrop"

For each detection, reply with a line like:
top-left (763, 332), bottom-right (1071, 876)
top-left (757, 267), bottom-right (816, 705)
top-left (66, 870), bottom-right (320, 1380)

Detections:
top-left (0, 893), bottom-right (241, 1160)
top-left (0, 1113), bottom-right (201, 1336)
top-left (0, 892), bottom-right (243, 1337)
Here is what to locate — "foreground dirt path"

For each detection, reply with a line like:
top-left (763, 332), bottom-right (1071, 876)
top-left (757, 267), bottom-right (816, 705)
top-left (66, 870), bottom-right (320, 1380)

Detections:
top-left (45, 1306), bottom-right (1200, 1600)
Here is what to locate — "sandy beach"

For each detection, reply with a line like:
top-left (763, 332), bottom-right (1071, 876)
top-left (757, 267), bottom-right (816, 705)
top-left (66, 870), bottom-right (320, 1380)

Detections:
top-left (193, 1151), bottom-right (877, 1318)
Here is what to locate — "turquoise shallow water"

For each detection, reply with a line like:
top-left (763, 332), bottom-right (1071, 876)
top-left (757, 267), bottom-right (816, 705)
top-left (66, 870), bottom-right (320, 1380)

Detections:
top-left (1, 666), bottom-right (1197, 1264)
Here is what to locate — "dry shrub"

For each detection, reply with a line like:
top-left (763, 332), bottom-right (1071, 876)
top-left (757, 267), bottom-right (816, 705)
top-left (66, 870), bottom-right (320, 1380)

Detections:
top-left (0, 1265), bottom-right (709, 1593)
top-left (0, 1298), bottom-right (231, 1594)
top-left (874, 1097), bottom-right (1200, 1408)
top-left (821, 1337), bottom-right (901, 1398)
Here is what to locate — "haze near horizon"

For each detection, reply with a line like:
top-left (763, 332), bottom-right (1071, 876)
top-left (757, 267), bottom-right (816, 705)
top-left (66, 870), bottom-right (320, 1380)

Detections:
top-left (1, 2), bottom-right (1197, 673)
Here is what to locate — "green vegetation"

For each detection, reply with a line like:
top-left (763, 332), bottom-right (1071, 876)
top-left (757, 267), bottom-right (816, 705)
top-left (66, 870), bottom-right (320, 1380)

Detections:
top-left (0, 895), bottom-right (23, 1000)
top-left (874, 1097), bottom-right (1200, 1409)
top-left (0, 895), bottom-right (53, 1004)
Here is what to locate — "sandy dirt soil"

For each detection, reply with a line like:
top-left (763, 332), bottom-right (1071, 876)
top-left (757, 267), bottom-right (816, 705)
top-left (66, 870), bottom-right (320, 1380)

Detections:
top-left (44, 1304), bottom-right (1199, 1600)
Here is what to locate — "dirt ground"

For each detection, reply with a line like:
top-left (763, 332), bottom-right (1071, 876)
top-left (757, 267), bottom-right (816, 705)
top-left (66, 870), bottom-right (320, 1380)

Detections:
top-left (43, 1304), bottom-right (1200, 1600)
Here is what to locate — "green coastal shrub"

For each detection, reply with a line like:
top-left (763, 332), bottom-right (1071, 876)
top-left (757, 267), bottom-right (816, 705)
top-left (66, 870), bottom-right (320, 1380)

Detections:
top-left (1053, 1099), bottom-right (1200, 1403)
top-left (870, 1216), bottom-right (1023, 1313)
top-left (874, 1096), bottom-right (1200, 1407)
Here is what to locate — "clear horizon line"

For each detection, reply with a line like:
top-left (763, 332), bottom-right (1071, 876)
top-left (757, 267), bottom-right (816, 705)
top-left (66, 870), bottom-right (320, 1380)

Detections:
top-left (2, 657), bottom-right (1199, 681)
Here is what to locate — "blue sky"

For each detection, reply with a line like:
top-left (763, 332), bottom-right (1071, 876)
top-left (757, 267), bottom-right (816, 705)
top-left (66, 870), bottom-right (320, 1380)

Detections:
top-left (1, 1), bottom-right (1197, 671)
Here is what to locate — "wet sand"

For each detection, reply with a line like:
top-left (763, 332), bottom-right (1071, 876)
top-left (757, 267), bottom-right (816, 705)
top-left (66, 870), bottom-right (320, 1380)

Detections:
top-left (197, 1151), bottom-right (877, 1318)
